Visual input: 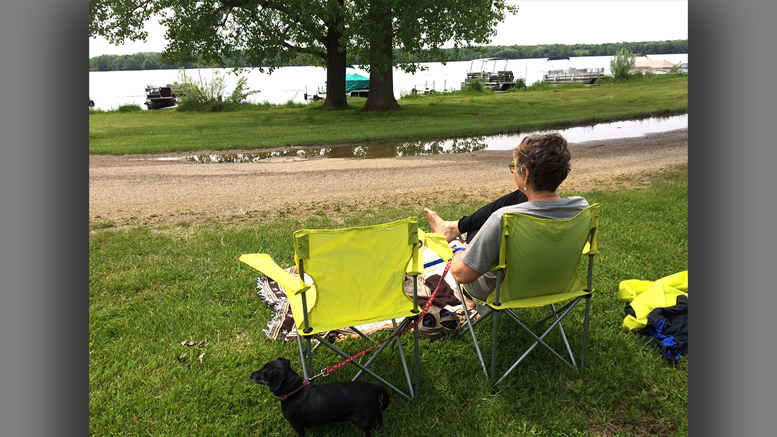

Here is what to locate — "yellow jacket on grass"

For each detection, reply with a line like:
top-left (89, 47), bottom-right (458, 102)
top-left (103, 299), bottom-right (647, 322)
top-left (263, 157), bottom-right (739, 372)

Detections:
top-left (618, 271), bottom-right (688, 331)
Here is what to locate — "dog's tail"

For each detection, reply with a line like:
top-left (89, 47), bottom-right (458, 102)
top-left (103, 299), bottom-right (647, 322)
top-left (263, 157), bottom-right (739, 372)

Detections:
top-left (378, 385), bottom-right (390, 411)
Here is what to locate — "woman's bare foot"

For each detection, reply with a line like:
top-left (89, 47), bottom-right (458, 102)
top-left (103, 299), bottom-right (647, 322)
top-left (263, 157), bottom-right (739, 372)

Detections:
top-left (424, 208), bottom-right (462, 243)
top-left (462, 295), bottom-right (476, 309)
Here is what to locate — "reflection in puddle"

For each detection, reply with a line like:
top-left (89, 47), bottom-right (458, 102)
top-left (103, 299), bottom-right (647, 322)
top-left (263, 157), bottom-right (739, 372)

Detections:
top-left (162, 114), bottom-right (687, 163)
top-left (182, 137), bottom-right (489, 163)
top-left (515, 113), bottom-right (688, 146)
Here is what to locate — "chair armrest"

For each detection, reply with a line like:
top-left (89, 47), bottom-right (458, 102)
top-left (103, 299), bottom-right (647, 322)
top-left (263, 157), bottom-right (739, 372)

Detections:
top-left (421, 230), bottom-right (455, 261)
top-left (239, 254), bottom-right (309, 294)
top-left (582, 241), bottom-right (599, 255)
top-left (408, 230), bottom-right (455, 275)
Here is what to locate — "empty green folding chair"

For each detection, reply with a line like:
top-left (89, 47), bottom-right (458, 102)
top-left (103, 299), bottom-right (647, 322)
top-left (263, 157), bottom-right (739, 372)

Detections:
top-left (457, 204), bottom-right (600, 384)
top-left (240, 217), bottom-right (452, 400)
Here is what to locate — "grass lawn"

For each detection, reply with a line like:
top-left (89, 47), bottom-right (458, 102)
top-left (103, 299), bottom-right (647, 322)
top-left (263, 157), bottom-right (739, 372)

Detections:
top-left (88, 75), bottom-right (688, 155)
top-left (89, 166), bottom-right (688, 436)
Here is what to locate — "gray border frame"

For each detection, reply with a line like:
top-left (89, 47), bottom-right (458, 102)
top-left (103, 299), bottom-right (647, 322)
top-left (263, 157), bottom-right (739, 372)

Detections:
top-left (690, 0), bottom-right (776, 435)
top-left (1, 1), bottom-right (88, 435)
top-left (3, 0), bottom-right (776, 435)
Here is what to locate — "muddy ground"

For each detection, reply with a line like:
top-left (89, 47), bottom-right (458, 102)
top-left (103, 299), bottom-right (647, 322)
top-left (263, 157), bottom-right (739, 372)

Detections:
top-left (89, 129), bottom-right (688, 229)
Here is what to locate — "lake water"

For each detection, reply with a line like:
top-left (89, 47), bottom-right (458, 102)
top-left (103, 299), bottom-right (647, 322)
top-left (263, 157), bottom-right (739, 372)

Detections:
top-left (89, 54), bottom-right (689, 111)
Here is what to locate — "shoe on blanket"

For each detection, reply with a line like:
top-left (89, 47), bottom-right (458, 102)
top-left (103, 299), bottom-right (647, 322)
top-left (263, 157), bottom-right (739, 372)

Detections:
top-left (421, 306), bottom-right (460, 340)
top-left (438, 308), bottom-right (461, 335)
top-left (420, 308), bottom-right (444, 341)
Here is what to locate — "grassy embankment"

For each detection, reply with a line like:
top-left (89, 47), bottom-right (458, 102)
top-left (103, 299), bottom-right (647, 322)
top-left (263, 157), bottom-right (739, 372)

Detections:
top-left (88, 75), bottom-right (687, 155)
top-left (89, 167), bottom-right (688, 436)
top-left (89, 75), bottom-right (688, 436)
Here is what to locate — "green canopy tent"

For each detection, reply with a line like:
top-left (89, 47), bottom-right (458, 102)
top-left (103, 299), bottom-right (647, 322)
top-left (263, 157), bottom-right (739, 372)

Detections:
top-left (345, 73), bottom-right (370, 92)
top-left (310, 71), bottom-right (370, 101)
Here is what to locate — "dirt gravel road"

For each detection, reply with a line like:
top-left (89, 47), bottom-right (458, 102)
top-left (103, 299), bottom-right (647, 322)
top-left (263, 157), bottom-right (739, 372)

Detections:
top-left (89, 129), bottom-right (688, 228)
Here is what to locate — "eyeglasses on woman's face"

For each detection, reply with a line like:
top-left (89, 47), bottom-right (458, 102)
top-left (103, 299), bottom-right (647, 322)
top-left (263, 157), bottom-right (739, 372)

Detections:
top-left (509, 161), bottom-right (524, 175)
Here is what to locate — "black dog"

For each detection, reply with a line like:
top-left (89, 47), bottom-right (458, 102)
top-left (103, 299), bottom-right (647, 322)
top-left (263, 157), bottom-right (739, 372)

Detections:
top-left (250, 357), bottom-right (389, 436)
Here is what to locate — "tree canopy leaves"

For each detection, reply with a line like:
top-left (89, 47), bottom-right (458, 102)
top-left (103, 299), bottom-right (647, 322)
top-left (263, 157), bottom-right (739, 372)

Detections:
top-left (90, 0), bottom-right (515, 110)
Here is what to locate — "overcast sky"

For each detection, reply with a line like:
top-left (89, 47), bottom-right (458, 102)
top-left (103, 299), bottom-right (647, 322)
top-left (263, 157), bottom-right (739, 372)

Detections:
top-left (89, 0), bottom-right (688, 58)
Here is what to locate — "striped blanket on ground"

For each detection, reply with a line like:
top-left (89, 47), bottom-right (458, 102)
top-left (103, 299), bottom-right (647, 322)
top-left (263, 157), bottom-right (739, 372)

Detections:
top-left (254, 237), bottom-right (469, 341)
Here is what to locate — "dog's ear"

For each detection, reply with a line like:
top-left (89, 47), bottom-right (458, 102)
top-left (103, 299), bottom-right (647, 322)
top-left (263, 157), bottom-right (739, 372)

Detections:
top-left (267, 367), bottom-right (285, 393)
top-left (278, 358), bottom-right (292, 370)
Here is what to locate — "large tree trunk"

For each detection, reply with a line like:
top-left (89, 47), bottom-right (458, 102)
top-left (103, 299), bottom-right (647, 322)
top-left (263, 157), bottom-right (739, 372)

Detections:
top-left (322, 10), bottom-right (349, 110)
top-left (323, 45), bottom-right (348, 109)
top-left (363, 3), bottom-right (401, 112)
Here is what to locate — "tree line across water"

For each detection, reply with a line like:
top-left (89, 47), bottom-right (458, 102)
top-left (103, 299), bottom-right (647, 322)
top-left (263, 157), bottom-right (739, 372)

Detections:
top-left (89, 39), bottom-right (687, 72)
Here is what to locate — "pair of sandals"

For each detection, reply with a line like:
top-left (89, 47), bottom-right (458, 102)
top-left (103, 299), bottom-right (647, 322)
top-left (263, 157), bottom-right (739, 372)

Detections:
top-left (420, 306), bottom-right (461, 340)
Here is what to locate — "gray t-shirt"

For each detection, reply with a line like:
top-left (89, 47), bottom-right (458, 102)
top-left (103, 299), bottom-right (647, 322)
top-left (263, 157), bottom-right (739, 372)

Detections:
top-left (460, 196), bottom-right (589, 300)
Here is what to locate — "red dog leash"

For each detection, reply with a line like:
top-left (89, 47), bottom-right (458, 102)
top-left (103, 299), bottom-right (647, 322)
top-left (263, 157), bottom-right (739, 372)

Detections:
top-left (309, 260), bottom-right (452, 381)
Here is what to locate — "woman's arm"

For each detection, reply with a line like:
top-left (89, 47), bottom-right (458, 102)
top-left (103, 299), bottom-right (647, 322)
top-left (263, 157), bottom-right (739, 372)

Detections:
top-left (449, 250), bottom-right (482, 284)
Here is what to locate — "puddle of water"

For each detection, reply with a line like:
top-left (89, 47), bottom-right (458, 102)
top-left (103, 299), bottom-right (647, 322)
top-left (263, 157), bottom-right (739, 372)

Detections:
top-left (180, 137), bottom-right (490, 163)
top-left (148, 114), bottom-right (687, 163)
top-left (503, 113), bottom-right (688, 147)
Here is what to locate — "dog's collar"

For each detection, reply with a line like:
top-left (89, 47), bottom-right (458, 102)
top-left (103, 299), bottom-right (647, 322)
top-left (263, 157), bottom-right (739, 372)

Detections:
top-left (277, 379), bottom-right (308, 401)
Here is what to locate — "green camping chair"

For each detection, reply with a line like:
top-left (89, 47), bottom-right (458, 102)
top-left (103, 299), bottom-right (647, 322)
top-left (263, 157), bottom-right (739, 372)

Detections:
top-left (240, 217), bottom-right (452, 400)
top-left (457, 204), bottom-right (600, 384)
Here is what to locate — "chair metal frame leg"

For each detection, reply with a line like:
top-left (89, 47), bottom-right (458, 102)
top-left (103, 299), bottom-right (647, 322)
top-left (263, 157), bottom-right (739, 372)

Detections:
top-left (391, 320), bottom-right (414, 398)
top-left (413, 275), bottom-right (420, 396)
top-left (580, 294), bottom-right (592, 371)
top-left (456, 306), bottom-right (489, 337)
top-left (343, 273), bottom-right (421, 398)
top-left (550, 303), bottom-right (577, 369)
top-left (312, 332), bottom-right (330, 351)
top-left (456, 283), bottom-right (490, 377)
top-left (457, 286), bottom-right (592, 384)
top-left (315, 335), bottom-right (413, 401)
top-left (348, 326), bottom-right (376, 343)
top-left (580, 252), bottom-right (595, 372)
top-left (305, 339), bottom-right (314, 377)
top-left (414, 323), bottom-right (420, 394)
top-left (496, 298), bottom-right (583, 384)
top-left (352, 318), bottom-right (416, 398)
top-left (296, 333), bottom-right (310, 380)
top-left (491, 309), bottom-right (500, 382)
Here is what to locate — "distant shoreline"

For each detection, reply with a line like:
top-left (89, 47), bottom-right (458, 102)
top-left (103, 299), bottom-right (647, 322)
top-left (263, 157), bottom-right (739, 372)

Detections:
top-left (89, 40), bottom-right (688, 72)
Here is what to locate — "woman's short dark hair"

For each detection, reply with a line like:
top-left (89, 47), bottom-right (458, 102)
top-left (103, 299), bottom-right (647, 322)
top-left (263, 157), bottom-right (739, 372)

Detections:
top-left (513, 133), bottom-right (572, 192)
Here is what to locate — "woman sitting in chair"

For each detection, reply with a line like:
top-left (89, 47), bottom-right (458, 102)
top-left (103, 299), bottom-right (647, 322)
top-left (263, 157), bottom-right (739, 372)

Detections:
top-left (426, 132), bottom-right (589, 303)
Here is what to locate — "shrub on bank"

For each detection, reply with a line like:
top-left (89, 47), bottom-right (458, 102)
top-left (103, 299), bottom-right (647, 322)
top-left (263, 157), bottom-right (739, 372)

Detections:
top-left (174, 69), bottom-right (261, 112)
top-left (610, 47), bottom-right (637, 79)
top-left (461, 79), bottom-right (489, 93)
top-left (524, 81), bottom-right (589, 91)
top-left (596, 71), bottom-right (686, 85)
top-left (117, 103), bottom-right (143, 113)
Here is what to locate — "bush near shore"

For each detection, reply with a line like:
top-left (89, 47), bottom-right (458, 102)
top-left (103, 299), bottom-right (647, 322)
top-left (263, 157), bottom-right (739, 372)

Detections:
top-left (88, 75), bottom-right (687, 155)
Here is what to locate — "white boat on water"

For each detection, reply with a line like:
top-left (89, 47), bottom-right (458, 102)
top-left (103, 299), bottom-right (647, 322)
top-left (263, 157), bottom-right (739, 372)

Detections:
top-left (630, 56), bottom-right (678, 75)
top-left (542, 56), bottom-right (605, 85)
top-left (461, 57), bottom-right (520, 91)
